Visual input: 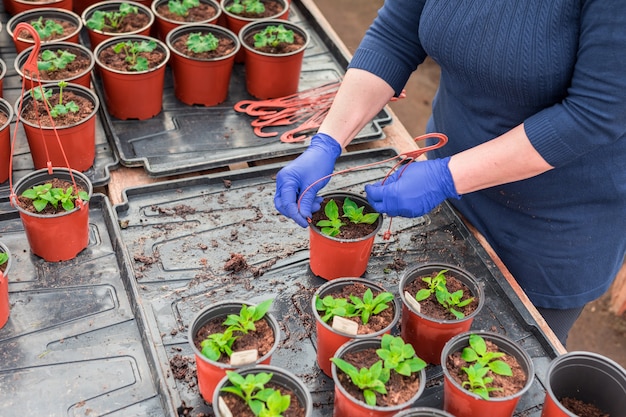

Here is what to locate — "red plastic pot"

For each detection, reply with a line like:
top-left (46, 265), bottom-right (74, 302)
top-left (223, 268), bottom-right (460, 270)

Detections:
top-left (81, 1), bottom-right (154, 50)
top-left (7, 8), bottom-right (83, 54)
top-left (8, 0), bottom-right (73, 16)
top-left (165, 24), bottom-right (239, 106)
top-left (392, 408), bottom-right (456, 417)
top-left (309, 192), bottom-right (382, 280)
top-left (541, 351), bottom-right (626, 417)
top-left (0, 58), bottom-right (6, 98)
top-left (399, 263), bottom-right (484, 365)
top-left (188, 300), bottom-right (281, 404)
top-left (0, 98), bottom-right (13, 184)
top-left (441, 330), bottom-right (534, 417)
top-left (312, 277), bottom-right (399, 377)
top-left (152, 0), bottom-right (221, 41)
top-left (331, 338), bottom-right (426, 417)
top-left (239, 19), bottom-right (309, 99)
top-left (0, 242), bottom-right (12, 329)
top-left (16, 82), bottom-right (100, 172)
top-left (94, 34), bottom-right (169, 120)
top-left (13, 168), bottom-right (93, 262)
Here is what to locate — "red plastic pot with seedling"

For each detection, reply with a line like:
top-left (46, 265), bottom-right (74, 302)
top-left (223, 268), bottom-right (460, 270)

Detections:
top-left (298, 133), bottom-right (449, 280)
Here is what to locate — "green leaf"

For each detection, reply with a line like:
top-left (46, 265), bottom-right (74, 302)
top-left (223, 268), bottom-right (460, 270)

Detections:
top-left (489, 360), bottom-right (513, 376)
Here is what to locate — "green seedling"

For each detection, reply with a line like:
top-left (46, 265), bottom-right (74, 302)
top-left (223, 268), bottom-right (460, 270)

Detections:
top-left (200, 328), bottom-right (238, 361)
top-left (414, 269), bottom-right (474, 319)
top-left (376, 334), bottom-right (427, 377)
top-left (30, 17), bottom-right (64, 40)
top-left (168, 0), bottom-right (199, 17)
top-left (0, 253), bottom-right (8, 267)
top-left (21, 183), bottom-right (90, 212)
top-left (330, 358), bottom-right (389, 406)
top-left (315, 295), bottom-right (356, 323)
top-left (253, 24), bottom-right (294, 48)
top-left (186, 32), bottom-right (219, 53)
top-left (112, 40), bottom-right (157, 71)
top-left (221, 371), bottom-right (290, 416)
top-left (316, 197), bottom-right (380, 237)
top-left (31, 81), bottom-right (79, 119)
top-left (85, 3), bottom-right (138, 31)
top-left (349, 288), bottom-right (394, 325)
top-left (226, 0), bottom-right (265, 15)
top-left (460, 334), bottom-right (513, 400)
top-left (37, 49), bottom-right (76, 72)
top-left (223, 298), bottom-right (273, 334)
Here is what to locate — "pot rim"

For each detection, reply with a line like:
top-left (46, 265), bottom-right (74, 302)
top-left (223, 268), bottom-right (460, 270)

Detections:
top-left (94, 34), bottom-right (171, 75)
top-left (391, 407), bottom-right (457, 417)
top-left (441, 330), bottom-right (535, 402)
top-left (188, 299), bottom-right (281, 370)
top-left (7, 7), bottom-right (83, 42)
top-left (81, 0), bottom-right (155, 36)
top-left (165, 23), bottom-right (240, 62)
top-left (399, 262), bottom-right (485, 324)
top-left (0, 242), bottom-right (12, 279)
top-left (0, 98), bottom-right (14, 131)
top-left (238, 18), bottom-right (309, 58)
top-left (312, 277), bottom-right (400, 337)
top-left (0, 58), bottom-right (6, 81)
top-left (152, 0), bottom-right (222, 26)
top-left (14, 41), bottom-right (96, 82)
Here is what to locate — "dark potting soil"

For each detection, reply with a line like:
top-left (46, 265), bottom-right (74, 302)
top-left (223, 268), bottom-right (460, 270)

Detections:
top-left (220, 380), bottom-right (306, 417)
top-left (21, 91), bottom-right (95, 128)
top-left (171, 32), bottom-right (237, 59)
top-left (336, 347), bottom-right (421, 407)
top-left (26, 50), bottom-right (92, 81)
top-left (16, 19), bottom-right (77, 41)
top-left (445, 339), bottom-right (527, 398)
top-left (321, 282), bottom-right (395, 334)
top-left (16, 178), bottom-right (89, 215)
top-left (403, 270), bottom-right (479, 320)
top-left (227, 0), bottom-right (284, 19)
top-left (310, 197), bottom-right (379, 240)
top-left (193, 315), bottom-right (275, 364)
top-left (243, 29), bottom-right (306, 55)
top-left (559, 397), bottom-right (609, 417)
top-left (97, 45), bottom-right (167, 72)
top-left (155, 2), bottom-right (218, 22)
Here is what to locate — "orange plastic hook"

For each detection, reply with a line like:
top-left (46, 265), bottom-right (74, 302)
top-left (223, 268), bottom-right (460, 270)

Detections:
top-left (13, 23), bottom-right (41, 79)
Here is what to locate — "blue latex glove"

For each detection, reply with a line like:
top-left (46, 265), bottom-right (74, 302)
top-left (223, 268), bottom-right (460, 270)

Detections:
top-left (274, 133), bottom-right (342, 227)
top-left (365, 157), bottom-right (460, 218)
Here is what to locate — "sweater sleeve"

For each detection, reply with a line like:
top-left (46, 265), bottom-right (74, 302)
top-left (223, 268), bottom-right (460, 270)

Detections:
top-left (524, 0), bottom-right (626, 168)
top-left (348, 0), bottom-right (428, 96)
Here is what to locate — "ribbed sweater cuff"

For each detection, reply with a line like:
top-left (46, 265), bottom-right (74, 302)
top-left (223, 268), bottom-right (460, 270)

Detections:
top-left (348, 48), bottom-right (412, 96)
top-left (524, 113), bottom-right (579, 168)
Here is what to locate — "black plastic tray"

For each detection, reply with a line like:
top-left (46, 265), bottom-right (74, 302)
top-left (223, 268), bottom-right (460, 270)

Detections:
top-left (90, 0), bottom-right (392, 177)
top-left (112, 148), bottom-right (559, 416)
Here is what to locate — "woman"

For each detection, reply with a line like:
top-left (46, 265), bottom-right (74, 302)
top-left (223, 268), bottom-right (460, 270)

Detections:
top-left (274, 0), bottom-right (626, 346)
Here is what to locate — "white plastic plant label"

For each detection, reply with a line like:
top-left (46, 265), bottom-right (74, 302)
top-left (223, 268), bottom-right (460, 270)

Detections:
top-left (404, 291), bottom-right (421, 313)
top-left (332, 316), bottom-right (358, 335)
top-left (230, 349), bottom-right (258, 366)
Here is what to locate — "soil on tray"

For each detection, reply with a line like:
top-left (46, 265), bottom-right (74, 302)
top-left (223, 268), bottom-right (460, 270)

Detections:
top-left (90, 10), bottom-right (151, 33)
top-left (16, 19), bottom-right (77, 41)
top-left (24, 50), bottom-right (92, 81)
top-left (220, 380), bottom-right (306, 417)
top-left (171, 32), bottom-right (237, 59)
top-left (320, 282), bottom-right (395, 334)
top-left (156, 2), bottom-right (218, 22)
top-left (226, 0), bottom-right (284, 19)
top-left (403, 270), bottom-right (479, 320)
top-left (97, 44), bottom-right (167, 72)
top-left (559, 397), bottom-right (609, 417)
top-left (16, 178), bottom-right (89, 215)
top-left (193, 315), bottom-right (275, 364)
top-left (337, 347), bottom-right (421, 407)
top-left (310, 197), bottom-right (379, 240)
top-left (243, 29), bottom-right (306, 55)
top-left (445, 339), bottom-right (527, 398)
top-left (21, 91), bottom-right (94, 128)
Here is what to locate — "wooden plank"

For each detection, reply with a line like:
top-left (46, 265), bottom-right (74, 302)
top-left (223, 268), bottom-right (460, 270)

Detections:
top-left (610, 260), bottom-right (626, 315)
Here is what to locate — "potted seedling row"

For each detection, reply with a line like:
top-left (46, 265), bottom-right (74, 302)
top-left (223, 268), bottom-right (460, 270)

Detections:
top-left (213, 365), bottom-right (313, 416)
top-left (82, 1), bottom-right (154, 49)
top-left (152, 0), bottom-right (221, 41)
top-left (0, 242), bottom-right (12, 329)
top-left (399, 263), bottom-right (484, 364)
top-left (7, 8), bottom-right (83, 53)
top-left (331, 335), bottom-right (427, 417)
top-left (312, 277), bottom-right (399, 376)
top-left (309, 192), bottom-right (382, 280)
top-left (441, 331), bottom-right (535, 417)
top-left (188, 299), bottom-right (280, 404)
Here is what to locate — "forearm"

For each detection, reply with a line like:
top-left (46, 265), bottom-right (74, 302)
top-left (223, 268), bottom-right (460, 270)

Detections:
top-left (449, 124), bottom-right (553, 194)
top-left (318, 68), bottom-right (395, 148)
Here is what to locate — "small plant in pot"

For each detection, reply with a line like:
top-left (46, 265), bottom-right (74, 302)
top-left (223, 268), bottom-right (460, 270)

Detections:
top-left (441, 330), bottom-right (535, 417)
top-left (188, 299), bottom-right (281, 404)
top-left (399, 263), bottom-right (484, 365)
top-left (541, 351), bottom-right (626, 417)
top-left (312, 277), bottom-right (399, 377)
top-left (165, 24), bottom-right (240, 106)
top-left (12, 167), bottom-right (93, 262)
top-left (152, 0), bottom-right (221, 41)
top-left (0, 242), bottom-right (12, 329)
top-left (16, 81), bottom-right (100, 172)
top-left (308, 192), bottom-right (382, 280)
top-left (82, 0), bottom-right (155, 49)
top-left (213, 365), bottom-right (313, 417)
top-left (239, 19), bottom-right (309, 99)
top-left (330, 335), bottom-right (427, 417)
top-left (7, 8), bottom-right (83, 53)
top-left (94, 34), bottom-right (170, 120)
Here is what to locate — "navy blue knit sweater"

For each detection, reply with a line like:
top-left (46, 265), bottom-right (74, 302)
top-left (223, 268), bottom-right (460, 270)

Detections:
top-left (350, 0), bottom-right (626, 309)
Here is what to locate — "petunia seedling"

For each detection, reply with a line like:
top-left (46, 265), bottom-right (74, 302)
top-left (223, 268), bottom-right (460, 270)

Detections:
top-left (223, 298), bottom-right (273, 334)
top-left (349, 288), bottom-right (394, 325)
top-left (315, 294), bottom-right (356, 323)
top-left (30, 81), bottom-right (80, 119)
top-left (220, 371), bottom-right (290, 416)
top-left (414, 269), bottom-right (474, 319)
top-left (86, 3), bottom-right (138, 31)
top-left (226, 0), bottom-right (265, 15)
top-left (200, 328), bottom-right (238, 361)
top-left (37, 49), bottom-right (77, 72)
top-left (0, 253), bottom-right (8, 267)
top-left (168, 0), bottom-right (199, 17)
top-left (460, 333), bottom-right (513, 400)
top-left (21, 182), bottom-right (90, 212)
top-left (316, 197), bottom-right (380, 237)
top-left (376, 334), bottom-right (427, 377)
top-left (29, 17), bottom-right (64, 40)
top-left (253, 24), bottom-right (294, 49)
top-left (330, 358), bottom-right (389, 406)
top-left (112, 40), bottom-right (157, 71)
top-left (186, 32), bottom-right (219, 54)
